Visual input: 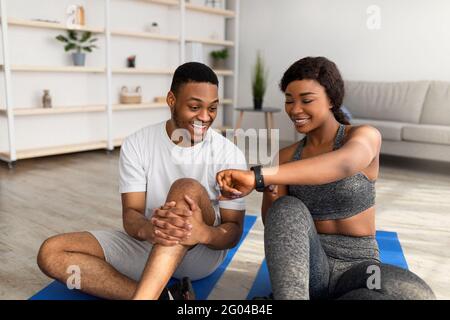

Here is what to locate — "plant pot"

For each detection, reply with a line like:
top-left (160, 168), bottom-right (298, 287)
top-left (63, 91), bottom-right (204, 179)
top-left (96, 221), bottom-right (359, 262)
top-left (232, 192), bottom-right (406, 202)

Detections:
top-left (212, 58), bottom-right (226, 70)
top-left (253, 98), bottom-right (263, 110)
top-left (72, 52), bottom-right (86, 66)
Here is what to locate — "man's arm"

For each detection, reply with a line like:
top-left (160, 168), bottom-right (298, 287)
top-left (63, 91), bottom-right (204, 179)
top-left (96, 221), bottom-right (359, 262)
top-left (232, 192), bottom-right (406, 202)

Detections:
top-left (202, 208), bottom-right (245, 250)
top-left (122, 192), bottom-right (164, 245)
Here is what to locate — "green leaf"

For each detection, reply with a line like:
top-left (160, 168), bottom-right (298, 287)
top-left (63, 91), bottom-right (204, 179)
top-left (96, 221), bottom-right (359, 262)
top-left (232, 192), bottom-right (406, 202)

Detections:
top-left (64, 43), bottom-right (76, 52)
top-left (210, 48), bottom-right (228, 60)
top-left (80, 31), bottom-right (92, 43)
top-left (83, 47), bottom-right (92, 53)
top-left (55, 35), bottom-right (69, 43)
top-left (68, 30), bottom-right (78, 41)
top-left (89, 38), bottom-right (98, 43)
top-left (251, 51), bottom-right (268, 99)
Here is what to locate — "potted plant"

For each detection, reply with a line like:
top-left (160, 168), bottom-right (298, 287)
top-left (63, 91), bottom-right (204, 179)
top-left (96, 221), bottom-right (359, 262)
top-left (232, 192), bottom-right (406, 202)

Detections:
top-left (55, 30), bottom-right (98, 66)
top-left (252, 51), bottom-right (268, 109)
top-left (210, 48), bottom-right (228, 70)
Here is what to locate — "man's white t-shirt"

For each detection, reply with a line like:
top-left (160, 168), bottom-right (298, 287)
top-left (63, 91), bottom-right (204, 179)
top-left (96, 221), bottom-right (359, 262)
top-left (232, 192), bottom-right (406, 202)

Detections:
top-left (119, 121), bottom-right (247, 220)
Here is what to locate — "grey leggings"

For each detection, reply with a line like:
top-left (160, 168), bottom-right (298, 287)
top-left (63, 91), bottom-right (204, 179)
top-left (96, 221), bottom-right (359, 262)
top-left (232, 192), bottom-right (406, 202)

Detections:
top-left (265, 196), bottom-right (436, 300)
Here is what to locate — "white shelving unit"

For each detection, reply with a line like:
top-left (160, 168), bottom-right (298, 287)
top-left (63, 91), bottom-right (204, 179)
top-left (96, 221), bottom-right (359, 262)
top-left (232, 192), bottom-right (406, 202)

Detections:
top-left (0, 0), bottom-right (240, 166)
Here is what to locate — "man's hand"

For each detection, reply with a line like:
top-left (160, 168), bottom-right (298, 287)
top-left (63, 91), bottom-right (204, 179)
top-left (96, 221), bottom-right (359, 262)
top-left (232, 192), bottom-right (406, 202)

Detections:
top-left (151, 195), bottom-right (209, 247)
top-left (179, 195), bottom-right (209, 246)
top-left (135, 201), bottom-right (189, 246)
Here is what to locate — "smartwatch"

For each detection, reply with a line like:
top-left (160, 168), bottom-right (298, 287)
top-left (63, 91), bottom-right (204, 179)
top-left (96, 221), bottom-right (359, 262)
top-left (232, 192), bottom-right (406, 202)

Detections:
top-left (250, 165), bottom-right (265, 192)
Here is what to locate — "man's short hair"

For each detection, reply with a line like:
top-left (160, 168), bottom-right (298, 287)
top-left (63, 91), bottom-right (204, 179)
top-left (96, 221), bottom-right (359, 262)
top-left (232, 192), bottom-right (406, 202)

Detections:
top-left (170, 62), bottom-right (219, 95)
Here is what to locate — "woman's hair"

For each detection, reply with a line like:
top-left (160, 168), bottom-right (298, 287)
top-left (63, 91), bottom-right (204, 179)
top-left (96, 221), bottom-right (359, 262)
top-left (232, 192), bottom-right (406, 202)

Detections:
top-left (279, 56), bottom-right (350, 125)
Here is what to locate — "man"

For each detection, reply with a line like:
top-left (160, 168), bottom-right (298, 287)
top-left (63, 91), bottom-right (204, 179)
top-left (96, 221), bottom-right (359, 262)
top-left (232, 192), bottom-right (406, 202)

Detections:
top-left (37, 62), bottom-right (247, 300)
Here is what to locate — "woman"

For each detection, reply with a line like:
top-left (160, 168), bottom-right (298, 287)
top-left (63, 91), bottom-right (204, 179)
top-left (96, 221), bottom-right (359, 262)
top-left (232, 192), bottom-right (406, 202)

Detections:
top-left (217, 57), bottom-right (435, 300)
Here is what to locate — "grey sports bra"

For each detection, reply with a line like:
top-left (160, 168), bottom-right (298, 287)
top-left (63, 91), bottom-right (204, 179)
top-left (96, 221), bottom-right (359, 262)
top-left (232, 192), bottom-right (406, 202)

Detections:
top-left (288, 124), bottom-right (376, 220)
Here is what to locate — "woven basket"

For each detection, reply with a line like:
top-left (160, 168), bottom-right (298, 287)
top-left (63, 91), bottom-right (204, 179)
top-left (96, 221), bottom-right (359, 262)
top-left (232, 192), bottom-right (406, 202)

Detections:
top-left (120, 86), bottom-right (142, 104)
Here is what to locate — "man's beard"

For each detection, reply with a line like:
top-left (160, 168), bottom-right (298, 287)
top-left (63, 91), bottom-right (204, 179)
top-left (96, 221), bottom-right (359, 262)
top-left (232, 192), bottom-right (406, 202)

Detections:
top-left (172, 108), bottom-right (184, 129)
top-left (171, 108), bottom-right (205, 145)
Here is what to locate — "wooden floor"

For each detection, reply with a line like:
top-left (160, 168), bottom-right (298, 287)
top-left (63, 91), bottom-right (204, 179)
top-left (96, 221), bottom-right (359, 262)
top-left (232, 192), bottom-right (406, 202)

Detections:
top-left (0, 148), bottom-right (449, 299)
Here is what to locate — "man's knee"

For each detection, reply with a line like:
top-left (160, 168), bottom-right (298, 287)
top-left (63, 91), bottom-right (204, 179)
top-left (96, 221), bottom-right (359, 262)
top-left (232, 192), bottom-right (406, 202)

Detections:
top-left (37, 235), bottom-right (63, 276)
top-left (168, 178), bottom-right (209, 206)
top-left (169, 178), bottom-right (204, 194)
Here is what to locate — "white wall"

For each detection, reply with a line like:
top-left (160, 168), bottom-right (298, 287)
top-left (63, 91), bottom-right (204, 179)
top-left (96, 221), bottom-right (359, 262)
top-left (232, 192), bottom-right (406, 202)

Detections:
top-left (238, 0), bottom-right (450, 142)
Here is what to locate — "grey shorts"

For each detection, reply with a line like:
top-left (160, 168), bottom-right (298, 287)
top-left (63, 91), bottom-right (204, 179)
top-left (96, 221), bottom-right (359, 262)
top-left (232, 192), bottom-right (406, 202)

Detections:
top-left (89, 214), bottom-right (227, 282)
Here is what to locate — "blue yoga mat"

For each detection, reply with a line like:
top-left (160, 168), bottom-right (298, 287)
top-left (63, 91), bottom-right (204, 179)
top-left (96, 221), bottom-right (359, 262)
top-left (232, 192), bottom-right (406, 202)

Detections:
top-left (30, 215), bottom-right (258, 300)
top-left (246, 230), bottom-right (408, 299)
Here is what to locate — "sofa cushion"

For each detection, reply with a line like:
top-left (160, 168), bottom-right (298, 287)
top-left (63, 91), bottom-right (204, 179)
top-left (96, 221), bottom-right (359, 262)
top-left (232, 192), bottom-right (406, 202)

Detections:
top-left (420, 81), bottom-right (450, 126)
top-left (344, 81), bottom-right (430, 124)
top-left (403, 124), bottom-right (450, 146)
top-left (351, 118), bottom-right (404, 141)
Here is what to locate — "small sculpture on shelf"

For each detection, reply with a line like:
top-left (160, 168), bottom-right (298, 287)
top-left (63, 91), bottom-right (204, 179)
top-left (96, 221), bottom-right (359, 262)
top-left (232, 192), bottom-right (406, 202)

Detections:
top-left (55, 30), bottom-right (98, 66)
top-left (205, 0), bottom-right (223, 9)
top-left (66, 4), bottom-right (85, 28)
top-left (42, 90), bottom-right (52, 109)
top-left (145, 22), bottom-right (160, 34)
top-left (127, 55), bottom-right (136, 68)
top-left (120, 86), bottom-right (142, 104)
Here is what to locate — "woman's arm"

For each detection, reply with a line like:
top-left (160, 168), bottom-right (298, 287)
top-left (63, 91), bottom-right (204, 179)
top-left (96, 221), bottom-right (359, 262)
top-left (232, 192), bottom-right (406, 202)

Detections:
top-left (217, 126), bottom-right (381, 199)
top-left (263, 126), bottom-right (381, 186)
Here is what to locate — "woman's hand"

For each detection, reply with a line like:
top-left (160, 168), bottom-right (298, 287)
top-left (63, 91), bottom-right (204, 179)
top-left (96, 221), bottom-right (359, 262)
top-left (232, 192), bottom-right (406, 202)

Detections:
top-left (216, 169), bottom-right (256, 200)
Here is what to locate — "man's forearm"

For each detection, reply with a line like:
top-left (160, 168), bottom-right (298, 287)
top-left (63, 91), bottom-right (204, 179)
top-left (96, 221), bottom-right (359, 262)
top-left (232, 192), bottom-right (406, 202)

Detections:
top-left (202, 222), bottom-right (242, 250)
top-left (123, 208), bottom-right (149, 241)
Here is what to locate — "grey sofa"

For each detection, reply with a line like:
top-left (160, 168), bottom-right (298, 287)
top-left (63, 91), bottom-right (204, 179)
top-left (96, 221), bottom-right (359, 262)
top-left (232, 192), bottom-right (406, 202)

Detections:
top-left (344, 80), bottom-right (450, 162)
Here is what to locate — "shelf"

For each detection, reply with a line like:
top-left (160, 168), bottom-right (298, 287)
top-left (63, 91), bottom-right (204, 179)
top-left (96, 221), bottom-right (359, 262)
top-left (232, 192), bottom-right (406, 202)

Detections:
top-left (214, 69), bottom-right (234, 76)
top-left (112, 30), bottom-right (179, 42)
top-left (0, 0), bottom-right (238, 164)
top-left (221, 99), bottom-right (233, 105)
top-left (0, 105), bottom-right (105, 116)
top-left (136, 0), bottom-right (179, 6)
top-left (114, 137), bottom-right (125, 147)
top-left (113, 103), bottom-right (167, 111)
top-left (0, 103), bottom-right (171, 117)
top-left (112, 67), bottom-right (174, 75)
top-left (0, 65), bottom-right (105, 73)
top-left (0, 140), bottom-right (109, 160)
top-left (0, 101), bottom-right (230, 117)
top-left (186, 37), bottom-right (234, 47)
top-left (5, 17), bottom-right (104, 34)
top-left (1, 65), bottom-right (232, 76)
top-left (0, 152), bottom-right (11, 162)
top-left (185, 3), bottom-right (235, 17)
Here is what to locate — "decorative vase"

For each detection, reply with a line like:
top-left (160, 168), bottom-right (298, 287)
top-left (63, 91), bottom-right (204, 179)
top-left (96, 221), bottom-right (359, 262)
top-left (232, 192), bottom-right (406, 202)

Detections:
top-left (42, 90), bottom-right (52, 108)
top-left (72, 52), bottom-right (86, 66)
top-left (253, 98), bottom-right (263, 110)
top-left (212, 58), bottom-right (226, 70)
